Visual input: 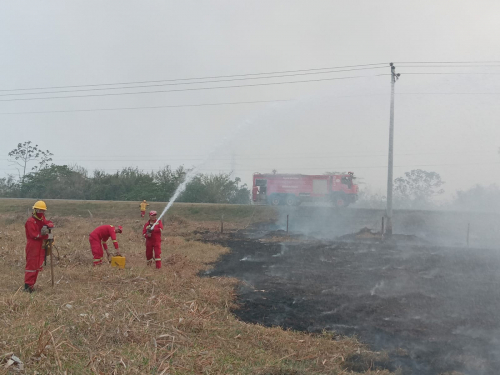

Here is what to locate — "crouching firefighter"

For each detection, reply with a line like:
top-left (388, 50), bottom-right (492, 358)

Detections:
top-left (143, 211), bottom-right (163, 269)
top-left (89, 225), bottom-right (122, 266)
top-left (24, 201), bottom-right (54, 293)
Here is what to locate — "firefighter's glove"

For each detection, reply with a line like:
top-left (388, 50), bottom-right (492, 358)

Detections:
top-left (41, 226), bottom-right (49, 236)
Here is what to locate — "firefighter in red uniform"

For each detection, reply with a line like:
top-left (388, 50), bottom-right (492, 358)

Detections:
top-left (142, 211), bottom-right (163, 269)
top-left (89, 225), bottom-right (123, 265)
top-left (24, 200), bottom-right (54, 293)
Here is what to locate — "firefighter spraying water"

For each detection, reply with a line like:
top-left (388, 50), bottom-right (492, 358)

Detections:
top-left (149, 111), bottom-right (264, 229)
top-left (150, 169), bottom-right (198, 230)
top-left (143, 210), bottom-right (163, 269)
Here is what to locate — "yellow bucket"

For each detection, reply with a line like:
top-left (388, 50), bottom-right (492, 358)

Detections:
top-left (111, 256), bottom-right (126, 269)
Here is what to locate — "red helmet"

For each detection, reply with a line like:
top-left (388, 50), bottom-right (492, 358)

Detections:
top-left (117, 225), bottom-right (123, 233)
top-left (149, 211), bottom-right (157, 216)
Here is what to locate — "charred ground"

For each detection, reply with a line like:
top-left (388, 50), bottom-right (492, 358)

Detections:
top-left (206, 207), bottom-right (500, 375)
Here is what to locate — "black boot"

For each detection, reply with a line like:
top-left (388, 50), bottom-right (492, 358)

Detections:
top-left (24, 284), bottom-right (34, 293)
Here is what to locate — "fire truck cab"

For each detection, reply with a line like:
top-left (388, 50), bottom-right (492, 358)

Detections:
top-left (252, 172), bottom-right (358, 207)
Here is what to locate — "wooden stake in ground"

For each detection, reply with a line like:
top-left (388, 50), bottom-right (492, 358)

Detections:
top-left (46, 228), bottom-right (55, 287)
top-left (50, 245), bottom-right (54, 287)
top-left (220, 215), bottom-right (224, 234)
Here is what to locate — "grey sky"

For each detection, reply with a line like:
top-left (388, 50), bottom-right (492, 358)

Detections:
top-left (1, 1), bottom-right (499, 200)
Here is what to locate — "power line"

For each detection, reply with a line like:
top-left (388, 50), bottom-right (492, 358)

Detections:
top-left (4, 61), bottom-right (500, 93)
top-left (29, 154), bottom-right (500, 162)
top-left (0, 99), bottom-right (290, 115)
top-left (233, 162), bottom-right (500, 171)
top-left (0, 93), bottom-right (399, 115)
top-left (401, 72), bottom-right (500, 75)
top-left (0, 63), bottom-right (388, 92)
top-left (1, 60), bottom-right (498, 95)
top-left (0, 74), bottom-right (387, 102)
top-left (397, 65), bottom-right (500, 68)
top-left (0, 150), bottom-right (493, 161)
top-left (395, 61), bottom-right (500, 64)
top-left (0, 161), bottom-right (498, 173)
top-left (1, 88), bottom-right (498, 113)
top-left (397, 92), bottom-right (500, 95)
top-left (0, 67), bottom-right (387, 97)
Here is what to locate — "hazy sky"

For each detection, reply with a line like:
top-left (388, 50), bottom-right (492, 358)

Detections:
top-left (1, 1), bottom-right (500, 200)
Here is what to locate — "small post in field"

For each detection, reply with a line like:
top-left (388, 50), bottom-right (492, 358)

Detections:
top-left (381, 217), bottom-right (385, 236)
top-left (467, 223), bottom-right (470, 248)
top-left (286, 214), bottom-right (289, 233)
top-left (50, 247), bottom-right (54, 287)
top-left (220, 215), bottom-right (224, 234)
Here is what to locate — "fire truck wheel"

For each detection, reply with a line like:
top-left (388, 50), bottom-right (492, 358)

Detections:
top-left (285, 195), bottom-right (296, 206)
top-left (333, 196), bottom-right (346, 208)
top-left (269, 194), bottom-right (281, 206)
top-left (335, 197), bottom-right (346, 208)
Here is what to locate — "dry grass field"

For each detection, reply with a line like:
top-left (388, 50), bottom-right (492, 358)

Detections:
top-left (0, 199), bottom-right (391, 375)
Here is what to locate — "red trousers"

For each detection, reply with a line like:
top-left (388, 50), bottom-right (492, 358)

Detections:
top-left (25, 241), bottom-right (45, 286)
top-left (146, 241), bottom-right (161, 269)
top-left (141, 211), bottom-right (145, 217)
top-left (89, 235), bottom-right (104, 265)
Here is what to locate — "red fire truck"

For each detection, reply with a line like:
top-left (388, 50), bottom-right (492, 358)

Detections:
top-left (252, 172), bottom-right (358, 207)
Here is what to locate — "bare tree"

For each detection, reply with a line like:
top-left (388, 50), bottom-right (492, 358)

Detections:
top-left (394, 169), bottom-right (444, 208)
top-left (8, 141), bottom-right (53, 180)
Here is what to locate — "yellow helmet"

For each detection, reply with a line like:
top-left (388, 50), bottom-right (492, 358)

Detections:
top-left (32, 200), bottom-right (47, 210)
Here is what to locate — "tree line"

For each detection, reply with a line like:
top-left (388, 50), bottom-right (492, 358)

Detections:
top-left (0, 164), bottom-right (251, 203)
top-left (0, 141), bottom-right (250, 203)
top-left (3, 142), bottom-right (499, 211)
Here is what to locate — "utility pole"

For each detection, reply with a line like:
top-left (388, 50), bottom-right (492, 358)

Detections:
top-left (385, 63), bottom-right (400, 237)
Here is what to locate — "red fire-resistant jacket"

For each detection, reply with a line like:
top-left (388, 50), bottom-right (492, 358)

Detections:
top-left (90, 225), bottom-right (119, 250)
top-left (25, 214), bottom-right (53, 246)
top-left (143, 220), bottom-right (163, 243)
